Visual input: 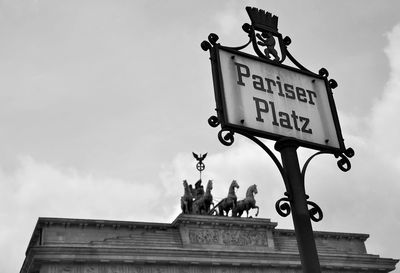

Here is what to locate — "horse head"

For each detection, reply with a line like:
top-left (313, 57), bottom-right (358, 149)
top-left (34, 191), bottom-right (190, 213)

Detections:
top-left (231, 180), bottom-right (240, 190)
top-left (206, 180), bottom-right (213, 191)
top-left (245, 184), bottom-right (258, 198)
top-left (249, 184), bottom-right (258, 195)
top-left (182, 180), bottom-right (193, 197)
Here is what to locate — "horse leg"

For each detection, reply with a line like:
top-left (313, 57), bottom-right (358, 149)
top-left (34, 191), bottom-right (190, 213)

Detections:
top-left (188, 200), bottom-right (193, 214)
top-left (231, 206), bottom-right (237, 217)
top-left (218, 206), bottom-right (224, 216)
top-left (183, 201), bottom-right (188, 214)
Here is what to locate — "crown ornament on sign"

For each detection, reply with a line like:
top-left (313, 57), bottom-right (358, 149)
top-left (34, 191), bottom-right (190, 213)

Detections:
top-left (245, 6), bottom-right (278, 33)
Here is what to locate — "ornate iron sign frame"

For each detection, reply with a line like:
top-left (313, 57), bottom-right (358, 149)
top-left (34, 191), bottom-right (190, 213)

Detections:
top-left (202, 7), bottom-right (354, 173)
top-left (201, 7), bottom-right (355, 272)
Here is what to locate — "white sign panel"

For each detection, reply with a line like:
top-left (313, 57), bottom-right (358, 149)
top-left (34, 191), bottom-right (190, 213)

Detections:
top-left (216, 48), bottom-right (342, 150)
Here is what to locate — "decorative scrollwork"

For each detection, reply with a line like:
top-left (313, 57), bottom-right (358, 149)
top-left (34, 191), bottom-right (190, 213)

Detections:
top-left (336, 155), bottom-right (351, 172)
top-left (208, 33), bottom-right (219, 45)
top-left (319, 67), bottom-right (329, 78)
top-left (318, 68), bottom-right (339, 90)
top-left (335, 147), bottom-right (355, 172)
top-left (275, 194), bottom-right (291, 217)
top-left (200, 33), bottom-right (219, 52)
top-left (283, 36), bottom-right (291, 46)
top-left (307, 200), bottom-right (323, 222)
top-left (344, 147), bottom-right (355, 158)
top-left (242, 23), bottom-right (252, 33)
top-left (200, 40), bottom-right (212, 52)
top-left (217, 130), bottom-right (235, 146)
top-left (208, 115), bottom-right (220, 128)
top-left (329, 79), bottom-right (338, 89)
top-left (201, 7), bottom-right (354, 225)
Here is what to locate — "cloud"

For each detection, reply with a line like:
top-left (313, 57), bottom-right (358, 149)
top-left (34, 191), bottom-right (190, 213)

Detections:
top-left (0, 155), bottom-right (177, 272)
top-left (370, 23), bottom-right (400, 170)
top-left (213, 3), bottom-right (245, 37)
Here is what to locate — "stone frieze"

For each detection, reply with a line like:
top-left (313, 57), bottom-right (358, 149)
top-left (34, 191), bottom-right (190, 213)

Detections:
top-left (188, 228), bottom-right (267, 246)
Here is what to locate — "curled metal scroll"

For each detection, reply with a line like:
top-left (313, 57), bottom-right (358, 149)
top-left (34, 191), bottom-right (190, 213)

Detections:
top-left (329, 79), bottom-right (338, 89)
top-left (307, 200), bottom-right (323, 222)
top-left (208, 115), bottom-right (220, 128)
top-left (335, 147), bottom-right (355, 172)
top-left (319, 67), bottom-right (329, 78)
top-left (319, 67), bottom-right (338, 90)
top-left (201, 29), bottom-right (252, 53)
top-left (217, 129), bottom-right (235, 146)
top-left (275, 193), bottom-right (291, 217)
top-left (201, 33), bottom-right (219, 52)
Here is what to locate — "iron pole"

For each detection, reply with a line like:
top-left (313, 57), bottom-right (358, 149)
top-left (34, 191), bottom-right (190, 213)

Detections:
top-left (275, 139), bottom-right (321, 273)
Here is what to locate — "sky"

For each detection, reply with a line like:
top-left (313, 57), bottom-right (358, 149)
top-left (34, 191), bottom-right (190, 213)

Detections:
top-left (1, 0), bottom-right (400, 272)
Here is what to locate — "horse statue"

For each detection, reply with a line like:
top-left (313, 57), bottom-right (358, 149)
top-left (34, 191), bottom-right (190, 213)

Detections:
top-left (190, 179), bottom-right (204, 201)
top-left (192, 180), bottom-right (213, 214)
top-left (232, 184), bottom-right (259, 217)
top-left (180, 180), bottom-right (193, 214)
top-left (216, 180), bottom-right (240, 216)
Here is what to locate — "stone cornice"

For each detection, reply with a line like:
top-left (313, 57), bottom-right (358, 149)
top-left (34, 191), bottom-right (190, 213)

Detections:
top-left (23, 245), bottom-right (398, 272)
top-left (172, 214), bottom-right (278, 229)
top-left (37, 217), bottom-right (169, 230)
top-left (275, 228), bottom-right (369, 241)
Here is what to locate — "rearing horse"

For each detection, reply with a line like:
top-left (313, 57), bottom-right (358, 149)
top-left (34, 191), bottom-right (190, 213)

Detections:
top-left (233, 184), bottom-right (259, 217)
top-left (217, 180), bottom-right (240, 216)
top-left (180, 180), bottom-right (193, 214)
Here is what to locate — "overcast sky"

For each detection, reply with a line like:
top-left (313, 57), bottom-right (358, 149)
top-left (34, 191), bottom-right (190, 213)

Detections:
top-left (1, 1), bottom-right (400, 272)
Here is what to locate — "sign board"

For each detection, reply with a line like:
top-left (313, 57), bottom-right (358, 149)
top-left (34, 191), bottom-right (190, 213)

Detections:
top-left (211, 46), bottom-right (345, 152)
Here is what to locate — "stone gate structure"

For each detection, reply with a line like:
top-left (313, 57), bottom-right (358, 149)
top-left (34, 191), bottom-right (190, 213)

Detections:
top-left (20, 214), bottom-right (398, 273)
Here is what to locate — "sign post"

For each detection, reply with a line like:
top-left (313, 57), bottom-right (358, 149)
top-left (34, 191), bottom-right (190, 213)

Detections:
top-left (275, 139), bottom-right (321, 272)
top-left (201, 7), bottom-right (354, 272)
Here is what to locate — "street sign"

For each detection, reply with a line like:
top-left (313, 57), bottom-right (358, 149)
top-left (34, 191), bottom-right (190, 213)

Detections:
top-left (202, 7), bottom-right (355, 273)
top-left (211, 46), bottom-right (345, 153)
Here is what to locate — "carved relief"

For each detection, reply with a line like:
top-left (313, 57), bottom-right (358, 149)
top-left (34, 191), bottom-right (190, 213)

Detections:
top-left (188, 229), bottom-right (267, 247)
top-left (105, 265), bottom-right (123, 273)
top-left (133, 266), bottom-right (144, 273)
top-left (45, 264), bottom-right (304, 273)
top-left (59, 266), bottom-right (74, 273)
top-left (189, 229), bottom-right (219, 244)
top-left (83, 266), bottom-right (97, 273)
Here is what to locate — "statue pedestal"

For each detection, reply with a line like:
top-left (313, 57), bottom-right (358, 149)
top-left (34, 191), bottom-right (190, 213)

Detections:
top-left (173, 214), bottom-right (277, 252)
